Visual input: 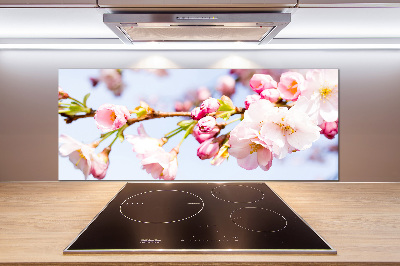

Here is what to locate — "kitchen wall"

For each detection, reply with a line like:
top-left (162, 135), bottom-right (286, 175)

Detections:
top-left (0, 48), bottom-right (399, 182)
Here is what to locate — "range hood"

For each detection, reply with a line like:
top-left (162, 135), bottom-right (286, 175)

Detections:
top-left (103, 13), bottom-right (291, 45)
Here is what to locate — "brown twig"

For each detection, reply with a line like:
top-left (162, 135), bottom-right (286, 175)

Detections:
top-left (59, 107), bottom-right (246, 125)
top-left (60, 109), bottom-right (95, 124)
top-left (127, 111), bottom-right (191, 125)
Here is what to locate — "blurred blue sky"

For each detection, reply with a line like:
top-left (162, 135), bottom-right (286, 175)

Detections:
top-left (58, 69), bottom-right (338, 181)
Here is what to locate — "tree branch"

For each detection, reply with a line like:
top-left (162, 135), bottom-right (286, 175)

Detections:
top-left (60, 109), bottom-right (95, 124)
top-left (59, 107), bottom-right (246, 125)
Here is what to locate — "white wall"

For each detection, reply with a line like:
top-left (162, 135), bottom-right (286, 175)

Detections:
top-left (0, 49), bottom-right (399, 182)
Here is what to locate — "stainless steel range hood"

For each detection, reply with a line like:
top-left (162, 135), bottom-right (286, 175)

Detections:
top-left (103, 13), bottom-right (291, 45)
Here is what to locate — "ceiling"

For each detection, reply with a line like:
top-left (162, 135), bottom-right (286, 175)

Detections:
top-left (0, 4), bottom-right (399, 48)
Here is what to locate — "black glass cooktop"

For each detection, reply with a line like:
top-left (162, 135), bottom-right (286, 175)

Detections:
top-left (64, 183), bottom-right (336, 254)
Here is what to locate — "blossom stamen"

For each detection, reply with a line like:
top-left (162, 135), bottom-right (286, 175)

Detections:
top-left (274, 122), bottom-right (296, 136)
top-left (249, 143), bottom-right (262, 154)
top-left (288, 80), bottom-right (298, 94)
top-left (75, 149), bottom-right (86, 166)
top-left (319, 84), bottom-right (335, 101)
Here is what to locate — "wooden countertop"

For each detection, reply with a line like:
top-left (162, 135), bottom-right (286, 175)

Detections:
top-left (0, 182), bottom-right (399, 265)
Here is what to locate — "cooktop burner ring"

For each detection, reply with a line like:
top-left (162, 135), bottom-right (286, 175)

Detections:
top-left (211, 184), bottom-right (265, 204)
top-left (230, 206), bottom-right (288, 233)
top-left (119, 189), bottom-right (204, 224)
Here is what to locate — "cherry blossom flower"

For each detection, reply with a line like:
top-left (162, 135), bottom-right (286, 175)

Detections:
top-left (277, 72), bottom-right (306, 101)
top-left (216, 75), bottom-right (236, 97)
top-left (126, 124), bottom-right (167, 159)
top-left (94, 104), bottom-right (130, 132)
top-left (244, 94), bottom-right (261, 109)
top-left (198, 116), bottom-right (216, 133)
top-left (302, 69), bottom-right (339, 123)
top-left (320, 120), bottom-right (339, 139)
top-left (99, 69), bottom-right (124, 96)
top-left (58, 87), bottom-right (69, 100)
top-left (192, 125), bottom-right (220, 143)
top-left (191, 107), bottom-right (206, 120)
top-left (197, 138), bottom-right (220, 160)
top-left (140, 147), bottom-right (179, 180)
top-left (200, 97), bottom-right (220, 113)
top-left (250, 74), bottom-right (278, 94)
top-left (90, 147), bottom-right (110, 180)
top-left (257, 100), bottom-right (321, 159)
top-left (260, 89), bottom-right (280, 103)
top-left (59, 134), bottom-right (96, 179)
top-left (229, 120), bottom-right (273, 171)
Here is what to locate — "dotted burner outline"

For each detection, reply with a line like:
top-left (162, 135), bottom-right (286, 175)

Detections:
top-left (211, 184), bottom-right (265, 204)
top-left (119, 189), bottom-right (205, 224)
top-left (230, 207), bottom-right (288, 233)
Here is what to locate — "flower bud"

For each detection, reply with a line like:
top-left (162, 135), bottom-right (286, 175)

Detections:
top-left (200, 97), bottom-right (220, 114)
top-left (244, 94), bottom-right (261, 109)
top-left (216, 75), bottom-right (236, 97)
top-left (175, 100), bottom-right (192, 112)
top-left (249, 74), bottom-right (277, 94)
top-left (192, 125), bottom-right (220, 143)
top-left (198, 116), bottom-right (216, 133)
top-left (320, 120), bottom-right (339, 139)
top-left (58, 87), bottom-right (69, 100)
top-left (196, 87), bottom-right (211, 102)
top-left (260, 89), bottom-right (280, 103)
top-left (89, 77), bottom-right (99, 87)
top-left (191, 107), bottom-right (206, 120)
top-left (197, 138), bottom-right (220, 160)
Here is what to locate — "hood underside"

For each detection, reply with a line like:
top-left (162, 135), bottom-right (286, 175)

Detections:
top-left (104, 13), bottom-right (291, 45)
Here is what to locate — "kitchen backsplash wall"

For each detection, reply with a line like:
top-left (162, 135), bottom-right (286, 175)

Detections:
top-left (0, 49), bottom-right (399, 182)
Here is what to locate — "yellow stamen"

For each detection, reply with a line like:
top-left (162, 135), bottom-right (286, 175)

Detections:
top-left (249, 143), bottom-right (263, 154)
top-left (274, 122), bottom-right (296, 137)
top-left (75, 149), bottom-right (86, 166)
top-left (110, 111), bottom-right (117, 121)
top-left (288, 80), bottom-right (298, 95)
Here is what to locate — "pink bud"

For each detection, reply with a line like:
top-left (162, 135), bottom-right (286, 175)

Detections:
top-left (260, 89), bottom-right (280, 103)
top-left (216, 75), bottom-right (236, 97)
top-left (90, 147), bottom-right (110, 180)
top-left (198, 116), bottom-right (216, 133)
top-left (174, 101), bottom-right (184, 112)
top-left (90, 77), bottom-right (99, 87)
top-left (320, 120), bottom-right (339, 139)
top-left (191, 107), bottom-right (206, 120)
top-left (58, 87), bottom-right (69, 100)
top-left (196, 87), bottom-right (211, 102)
top-left (192, 125), bottom-right (220, 143)
top-left (249, 74), bottom-right (277, 94)
top-left (244, 94), bottom-right (261, 109)
top-left (175, 100), bottom-right (193, 112)
top-left (200, 97), bottom-right (220, 113)
top-left (197, 138), bottom-right (220, 160)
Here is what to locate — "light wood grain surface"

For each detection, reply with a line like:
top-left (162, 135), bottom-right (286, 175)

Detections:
top-left (0, 182), bottom-right (399, 265)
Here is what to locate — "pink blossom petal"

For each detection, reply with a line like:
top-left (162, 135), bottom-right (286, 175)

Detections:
top-left (237, 152), bottom-right (259, 170)
top-left (257, 147), bottom-right (272, 167)
top-left (320, 97), bottom-right (338, 122)
top-left (259, 160), bottom-right (272, 171)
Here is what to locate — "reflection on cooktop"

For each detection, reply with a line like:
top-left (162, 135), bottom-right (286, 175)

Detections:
top-left (64, 183), bottom-right (336, 254)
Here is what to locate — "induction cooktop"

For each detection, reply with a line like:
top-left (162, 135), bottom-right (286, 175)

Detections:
top-left (64, 183), bottom-right (336, 254)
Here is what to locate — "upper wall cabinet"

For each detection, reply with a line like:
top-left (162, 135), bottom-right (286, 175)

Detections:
top-left (0, 0), bottom-right (96, 7)
top-left (298, 0), bottom-right (400, 7)
top-left (97, 0), bottom-right (297, 8)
